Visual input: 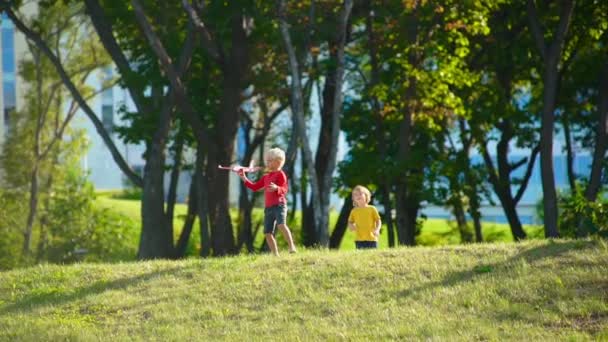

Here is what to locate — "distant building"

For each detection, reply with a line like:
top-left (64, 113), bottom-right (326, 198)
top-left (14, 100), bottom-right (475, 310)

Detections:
top-left (0, 9), bottom-right (146, 193)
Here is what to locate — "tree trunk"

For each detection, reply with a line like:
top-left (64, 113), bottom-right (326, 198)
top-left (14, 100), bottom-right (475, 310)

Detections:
top-left (381, 185), bottom-right (396, 247)
top-left (563, 115), bottom-right (577, 192)
top-left (584, 58), bottom-right (608, 202)
top-left (329, 197), bottom-right (353, 249)
top-left (166, 133), bottom-right (184, 244)
top-left (174, 171), bottom-right (198, 258)
top-left (138, 139), bottom-right (171, 259)
top-left (318, 0), bottom-right (352, 247)
top-left (481, 143), bottom-right (529, 241)
top-left (279, 0), bottom-right (323, 245)
top-left (23, 165), bottom-right (39, 256)
top-left (395, 107), bottom-right (415, 245)
top-left (365, 0), bottom-right (394, 247)
top-left (539, 58), bottom-right (560, 237)
top-left (395, 187), bottom-right (417, 245)
top-left (452, 196), bottom-right (471, 243)
top-left (472, 210), bottom-right (483, 243)
top-left (527, 0), bottom-right (575, 238)
top-left (196, 146), bottom-right (211, 257)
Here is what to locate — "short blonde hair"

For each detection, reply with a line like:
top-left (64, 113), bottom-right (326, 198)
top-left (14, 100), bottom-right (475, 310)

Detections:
top-left (352, 185), bottom-right (372, 204)
top-left (265, 147), bottom-right (286, 167)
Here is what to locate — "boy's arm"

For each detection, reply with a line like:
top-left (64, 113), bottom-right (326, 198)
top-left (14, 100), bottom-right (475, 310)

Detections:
top-left (347, 211), bottom-right (356, 231)
top-left (268, 171), bottom-right (288, 195)
top-left (373, 218), bottom-right (382, 237)
top-left (373, 207), bottom-right (381, 236)
top-left (239, 171), bottom-right (265, 191)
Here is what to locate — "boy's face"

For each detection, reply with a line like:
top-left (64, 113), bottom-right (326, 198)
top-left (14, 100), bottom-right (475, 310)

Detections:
top-left (352, 191), bottom-right (367, 207)
top-left (265, 157), bottom-right (281, 170)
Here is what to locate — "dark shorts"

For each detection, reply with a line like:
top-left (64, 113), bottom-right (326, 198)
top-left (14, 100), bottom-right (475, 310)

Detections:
top-left (264, 204), bottom-right (287, 234)
top-left (355, 241), bottom-right (378, 249)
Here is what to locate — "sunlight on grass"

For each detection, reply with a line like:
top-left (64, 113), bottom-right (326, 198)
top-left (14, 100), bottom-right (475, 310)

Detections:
top-left (0, 240), bottom-right (606, 340)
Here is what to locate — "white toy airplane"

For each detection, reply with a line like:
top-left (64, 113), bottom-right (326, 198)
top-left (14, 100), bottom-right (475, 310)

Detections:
top-left (218, 160), bottom-right (263, 173)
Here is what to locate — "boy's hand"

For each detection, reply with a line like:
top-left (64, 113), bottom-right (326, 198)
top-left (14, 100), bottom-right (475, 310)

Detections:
top-left (373, 229), bottom-right (380, 237)
top-left (268, 182), bottom-right (278, 191)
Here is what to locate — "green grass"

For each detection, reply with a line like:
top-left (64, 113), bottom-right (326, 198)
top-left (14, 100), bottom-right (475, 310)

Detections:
top-left (95, 192), bottom-right (544, 254)
top-left (0, 239), bottom-right (606, 341)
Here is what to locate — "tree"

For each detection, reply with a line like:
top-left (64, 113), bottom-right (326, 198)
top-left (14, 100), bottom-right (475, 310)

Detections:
top-left (1, 2), bottom-right (113, 256)
top-left (527, 0), bottom-right (575, 238)
top-left (278, 0), bottom-right (353, 247)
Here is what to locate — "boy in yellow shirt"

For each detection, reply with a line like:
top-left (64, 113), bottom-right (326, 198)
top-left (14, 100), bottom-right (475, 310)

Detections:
top-left (348, 185), bottom-right (381, 249)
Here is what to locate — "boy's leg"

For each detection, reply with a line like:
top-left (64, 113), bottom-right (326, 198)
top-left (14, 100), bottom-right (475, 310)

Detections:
top-left (264, 207), bottom-right (279, 256)
top-left (265, 233), bottom-right (279, 256)
top-left (275, 204), bottom-right (296, 253)
top-left (277, 224), bottom-right (296, 253)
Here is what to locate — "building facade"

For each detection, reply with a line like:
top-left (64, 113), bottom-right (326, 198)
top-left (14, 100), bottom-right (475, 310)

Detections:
top-left (0, 9), bottom-right (146, 192)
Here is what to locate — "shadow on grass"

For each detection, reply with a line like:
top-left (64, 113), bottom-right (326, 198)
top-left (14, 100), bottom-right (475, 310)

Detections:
top-left (0, 265), bottom-right (185, 315)
top-left (395, 239), bottom-right (595, 299)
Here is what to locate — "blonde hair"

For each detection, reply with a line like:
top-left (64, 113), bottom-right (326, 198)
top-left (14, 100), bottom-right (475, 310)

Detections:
top-left (352, 185), bottom-right (372, 204)
top-left (265, 147), bottom-right (286, 168)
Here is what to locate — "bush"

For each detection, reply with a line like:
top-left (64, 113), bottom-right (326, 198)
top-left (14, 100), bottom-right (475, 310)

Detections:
top-left (41, 169), bottom-right (138, 263)
top-left (558, 191), bottom-right (608, 239)
top-left (111, 186), bottom-right (142, 200)
top-left (0, 171), bottom-right (138, 269)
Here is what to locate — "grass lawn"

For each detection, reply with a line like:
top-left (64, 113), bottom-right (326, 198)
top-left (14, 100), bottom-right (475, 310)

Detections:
top-left (94, 192), bottom-right (544, 254)
top-left (0, 239), bottom-right (606, 340)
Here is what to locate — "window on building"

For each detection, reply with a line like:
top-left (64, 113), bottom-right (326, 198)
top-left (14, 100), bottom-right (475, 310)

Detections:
top-left (102, 104), bottom-right (113, 131)
top-left (2, 16), bottom-right (16, 134)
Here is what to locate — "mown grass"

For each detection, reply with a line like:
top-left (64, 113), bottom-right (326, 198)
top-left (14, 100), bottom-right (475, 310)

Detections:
top-left (0, 239), bottom-right (606, 341)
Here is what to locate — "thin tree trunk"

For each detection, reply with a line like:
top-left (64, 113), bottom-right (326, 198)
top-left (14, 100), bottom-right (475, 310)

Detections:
top-left (23, 165), bottom-right (39, 256)
top-left (174, 171), bottom-right (198, 258)
top-left (472, 211), bottom-right (483, 243)
top-left (279, 0), bottom-right (323, 245)
top-left (329, 197), bottom-right (353, 249)
top-left (563, 115), bottom-right (577, 192)
top-left (527, 0), bottom-right (575, 238)
top-left (380, 186), bottom-right (395, 247)
top-left (318, 0), bottom-right (353, 247)
top-left (166, 133), bottom-right (184, 245)
top-left (584, 57), bottom-right (608, 202)
top-left (481, 141), bottom-right (534, 241)
top-left (23, 51), bottom-right (44, 257)
top-left (365, 0), bottom-right (394, 247)
top-left (196, 146), bottom-right (211, 257)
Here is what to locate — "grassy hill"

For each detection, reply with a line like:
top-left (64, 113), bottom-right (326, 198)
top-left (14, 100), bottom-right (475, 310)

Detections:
top-left (1, 239), bottom-right (606, 341)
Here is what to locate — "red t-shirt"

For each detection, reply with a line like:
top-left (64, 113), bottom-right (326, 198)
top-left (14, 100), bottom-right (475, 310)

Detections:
top-left (243, 170), bottom-right (288, 208)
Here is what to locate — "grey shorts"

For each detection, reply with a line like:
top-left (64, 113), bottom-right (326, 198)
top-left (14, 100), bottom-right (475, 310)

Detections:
top-left (264, 204), bottom-right (287, 234)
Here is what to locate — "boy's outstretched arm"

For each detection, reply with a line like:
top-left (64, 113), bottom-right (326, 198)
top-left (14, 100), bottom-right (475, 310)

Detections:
top-left (238, 170), bottom-right (264, 191)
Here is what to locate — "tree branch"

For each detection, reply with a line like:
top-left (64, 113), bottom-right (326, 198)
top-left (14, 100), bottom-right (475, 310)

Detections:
top-left (83, 0), bottom-right (150, 114)
top-left (4, 7), bottom-right (143, 187)
top-left (526, 0), bottom-right (547, 60)
top-left (550, 0), bottom-right (575, 59)
top-left (181, 0), bottom-right (223, 64)
top-left (130, 0), bottom-right (209, 147)
top-left (514, 144), bottom-right (540, 204)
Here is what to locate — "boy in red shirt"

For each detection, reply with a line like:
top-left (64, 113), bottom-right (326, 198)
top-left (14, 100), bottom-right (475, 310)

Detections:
top-left (238, 148), bottom-right (297, 256)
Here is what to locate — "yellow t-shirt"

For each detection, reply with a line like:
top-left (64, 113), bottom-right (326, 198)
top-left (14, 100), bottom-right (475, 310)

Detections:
top-left (348, 205), bottom-right (381, 241)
